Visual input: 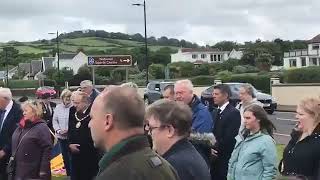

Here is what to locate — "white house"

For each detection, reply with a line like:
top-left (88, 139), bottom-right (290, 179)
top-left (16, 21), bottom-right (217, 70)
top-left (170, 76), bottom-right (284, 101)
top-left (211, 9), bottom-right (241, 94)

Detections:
top-left (50, 51), bottom-right (88, 74)
top-left (283, 34), bottom-right (320, 69)
top-left (171, 48), bottom-right (242, 64)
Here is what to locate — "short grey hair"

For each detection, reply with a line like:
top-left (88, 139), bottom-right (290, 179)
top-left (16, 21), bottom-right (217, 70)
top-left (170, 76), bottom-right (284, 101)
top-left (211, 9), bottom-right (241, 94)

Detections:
top-left (120, 82), bottom-right (138, 92)
top-left (80, 80), bottom-right (93, 87)
top-left (0, 87), bottom-right (12, 100)
top-left (175, 79), bottom-right (194, 92)
top-left (241, 84), bottom-right (256, 98)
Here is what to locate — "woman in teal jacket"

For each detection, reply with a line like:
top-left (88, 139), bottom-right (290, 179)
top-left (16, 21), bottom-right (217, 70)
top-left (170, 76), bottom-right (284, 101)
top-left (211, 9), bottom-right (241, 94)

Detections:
top-left (227, 105), bottom-right (277, 180)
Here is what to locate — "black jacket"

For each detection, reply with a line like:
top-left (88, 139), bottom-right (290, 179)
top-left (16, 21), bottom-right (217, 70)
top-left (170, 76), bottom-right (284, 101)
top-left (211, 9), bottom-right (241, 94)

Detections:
top-left (0, 101), bottom-right (23, 173)
top-left (68, 105), bottom-right (100, 180)
top-left (281, 123), bottom-right (320, 180)
top-left (163, 138), bottom-right (211, 180)
top-left (90, 89), bottom-right (100, 103)
top-left (40, 101), bottom-right (56, 131)
top-left (211, 103), bottom-right (241, 180)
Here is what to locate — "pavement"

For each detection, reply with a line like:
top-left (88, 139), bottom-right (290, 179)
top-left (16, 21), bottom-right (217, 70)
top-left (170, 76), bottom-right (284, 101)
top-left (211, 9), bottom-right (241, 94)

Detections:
top-left (268, 111), bottom-right (297, 145)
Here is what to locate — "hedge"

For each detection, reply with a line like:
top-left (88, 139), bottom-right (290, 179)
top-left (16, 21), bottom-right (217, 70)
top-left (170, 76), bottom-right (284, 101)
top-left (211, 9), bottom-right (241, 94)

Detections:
top-left (190, 75), bottom-right (215, 86)
top-left (224, 74), bottom-right (271, 93)
top-left (284, 66), bottom-right (320, 83)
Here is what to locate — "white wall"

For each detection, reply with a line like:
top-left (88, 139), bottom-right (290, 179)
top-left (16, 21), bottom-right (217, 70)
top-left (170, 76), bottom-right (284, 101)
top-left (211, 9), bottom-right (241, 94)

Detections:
top-left (55, 52), bottom-right (87, 74)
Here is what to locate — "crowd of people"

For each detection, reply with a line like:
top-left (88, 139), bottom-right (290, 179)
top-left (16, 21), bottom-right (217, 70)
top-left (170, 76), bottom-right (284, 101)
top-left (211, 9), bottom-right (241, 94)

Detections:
top-left (0, 79), bottom-right (319, 180)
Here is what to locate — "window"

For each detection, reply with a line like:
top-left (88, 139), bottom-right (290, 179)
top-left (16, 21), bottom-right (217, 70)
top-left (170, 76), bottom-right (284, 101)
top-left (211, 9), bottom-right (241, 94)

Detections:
top-left (312, 45), bottom-right (319, 50)
top-left (289, 59), bottom-right (296, 67)
top-left (201, 54), bottom-right (207, 59)
top-left (214, 55), bottom-right (217, 61)
top-left (218, 55), bottom-right (221, 61)
top-left (192, 54), bottom-right (198, 59)
top-left (301, 57), bottom-right (306, 66)
top-left (310, 58), bottom-right (317, 66)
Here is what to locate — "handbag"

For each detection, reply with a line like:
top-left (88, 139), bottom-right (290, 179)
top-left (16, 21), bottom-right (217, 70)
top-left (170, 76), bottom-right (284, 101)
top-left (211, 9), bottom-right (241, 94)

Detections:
top-left (6, 125), bottom-right (39, 180)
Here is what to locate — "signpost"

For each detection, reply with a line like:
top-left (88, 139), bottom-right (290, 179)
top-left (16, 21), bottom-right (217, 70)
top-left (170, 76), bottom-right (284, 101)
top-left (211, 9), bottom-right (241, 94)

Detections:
top-left (87, 55), bottom-right (133, 86)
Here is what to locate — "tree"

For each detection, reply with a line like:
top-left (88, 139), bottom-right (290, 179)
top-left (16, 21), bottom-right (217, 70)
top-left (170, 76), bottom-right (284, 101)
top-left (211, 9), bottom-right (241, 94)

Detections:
top-left (0, 46), bottom-right (19, 66)
top-left (255, 53), bottom-right (274, 71)
top-left (149, 47), bottom-right (174, 65)
top-left (149, 64), bottom-right (165, 79)
top-left (212, 41), bottom-right (239, 51)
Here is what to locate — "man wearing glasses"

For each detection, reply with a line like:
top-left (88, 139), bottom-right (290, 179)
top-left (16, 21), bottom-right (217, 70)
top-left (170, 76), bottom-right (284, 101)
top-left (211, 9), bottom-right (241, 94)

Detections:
top-left (145, 99), bottom-right (211, 180)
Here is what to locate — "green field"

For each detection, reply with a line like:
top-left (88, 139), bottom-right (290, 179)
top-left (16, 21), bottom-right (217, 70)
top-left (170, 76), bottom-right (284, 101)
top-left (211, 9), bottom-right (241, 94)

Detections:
top-left (0, 36), bottom-right (178, 54)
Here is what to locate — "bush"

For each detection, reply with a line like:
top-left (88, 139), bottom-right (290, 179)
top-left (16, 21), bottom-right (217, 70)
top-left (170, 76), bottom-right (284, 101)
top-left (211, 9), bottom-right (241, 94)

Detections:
top-left (226, 74), bottom-right (271, 93)
top-left (191, 75), bottom-right (215, 86)
top-left (149, 64), bottom-right (165, 79)
top-left (232, 65), bottom-right (259, 74)
top-left (284, 67), bottom-right (320, 83)
top-left (216, 70), bottom-right (232, 82)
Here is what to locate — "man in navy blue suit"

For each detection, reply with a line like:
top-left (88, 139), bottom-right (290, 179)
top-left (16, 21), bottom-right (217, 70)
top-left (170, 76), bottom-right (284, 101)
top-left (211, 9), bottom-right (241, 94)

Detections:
top-left (210, 84), bottom-right (241, 180)
top-left (0, 88), bottom-right (23, 180)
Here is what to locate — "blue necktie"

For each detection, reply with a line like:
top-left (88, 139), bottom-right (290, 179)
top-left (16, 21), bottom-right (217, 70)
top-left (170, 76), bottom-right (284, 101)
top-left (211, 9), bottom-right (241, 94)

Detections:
top-left (0, 109), bottom-right (6, 132)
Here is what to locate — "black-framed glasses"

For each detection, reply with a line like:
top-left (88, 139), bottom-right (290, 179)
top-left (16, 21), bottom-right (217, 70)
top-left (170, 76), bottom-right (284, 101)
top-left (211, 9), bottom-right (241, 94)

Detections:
top-left (144, 123), bottom-right (170, 135)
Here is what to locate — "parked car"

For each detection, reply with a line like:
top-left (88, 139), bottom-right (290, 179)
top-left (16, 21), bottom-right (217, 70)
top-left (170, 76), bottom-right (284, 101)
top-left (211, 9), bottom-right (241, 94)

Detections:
top-left (144, 81), bottom-right (174, 105)
top-left (201, 82), bottom-right (277, 114)
top-left (35, 86), bottom-right (57, 98)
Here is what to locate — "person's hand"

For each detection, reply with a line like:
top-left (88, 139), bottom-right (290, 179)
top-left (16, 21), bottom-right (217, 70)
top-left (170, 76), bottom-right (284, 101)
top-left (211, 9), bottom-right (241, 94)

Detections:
top-left (60, 130), bottom-right (68, 135)
top-left (0, 150), bottom-right (6, 159)
top-left (211, 148), bottom-right (218, 157)
top-left (69, 144), bottom-right (80, 153)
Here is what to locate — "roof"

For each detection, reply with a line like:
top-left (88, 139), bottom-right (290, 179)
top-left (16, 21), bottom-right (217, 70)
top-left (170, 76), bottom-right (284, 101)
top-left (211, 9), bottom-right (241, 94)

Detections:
top-left (30, 60), bottom-right (42, 75)
top-left (42, 57), bottom-right (55, 71)
top-left (180, 48), bottom-right (221, 53)
top-left (18, 63), bottom-right (31, 73)
top-left (308, 34), bottom-right (320, 43)
top-left (59, 53), bottom-right (77, 60)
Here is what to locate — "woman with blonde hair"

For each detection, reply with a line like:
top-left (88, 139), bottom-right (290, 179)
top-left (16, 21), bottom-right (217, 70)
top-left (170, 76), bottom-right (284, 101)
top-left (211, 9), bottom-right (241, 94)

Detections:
top-left (52, 89), bottom-right (73, 177)
top-left (280, 97), bottom-right (320, 179)
top-left (9, 101), bottom-right (52, 180)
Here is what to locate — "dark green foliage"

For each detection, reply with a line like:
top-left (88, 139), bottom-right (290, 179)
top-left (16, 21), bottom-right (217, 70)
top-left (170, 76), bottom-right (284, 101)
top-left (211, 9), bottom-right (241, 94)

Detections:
top-left (284, 67), bottom-right (320, 83)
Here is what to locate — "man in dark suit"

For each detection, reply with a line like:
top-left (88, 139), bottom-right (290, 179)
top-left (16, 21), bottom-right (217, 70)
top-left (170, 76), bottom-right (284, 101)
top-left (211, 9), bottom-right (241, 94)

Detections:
top-left (40, 93), bottom-right (56, 132)
top-left (210, 84), bottom-right (241, 180)
top-left (0, 88), bottom-right (23, 180)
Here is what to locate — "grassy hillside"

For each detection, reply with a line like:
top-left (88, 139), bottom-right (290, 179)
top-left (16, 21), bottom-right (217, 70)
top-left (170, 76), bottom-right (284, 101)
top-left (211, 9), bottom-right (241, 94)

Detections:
top-left (0, 37), bottom-right (180, 54)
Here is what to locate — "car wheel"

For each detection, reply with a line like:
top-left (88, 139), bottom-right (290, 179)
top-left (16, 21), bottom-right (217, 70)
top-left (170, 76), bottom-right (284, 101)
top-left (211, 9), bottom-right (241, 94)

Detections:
top-left (144, 97), bottom-right (150, 106)
top-left (267, 108), bottom-right (275, 115)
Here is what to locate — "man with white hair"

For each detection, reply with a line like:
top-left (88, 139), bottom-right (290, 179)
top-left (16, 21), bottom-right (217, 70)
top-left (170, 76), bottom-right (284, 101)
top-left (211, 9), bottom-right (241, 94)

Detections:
top-left (0, 88), bottom-right (23, 180)
top-left (175, 79), bottom-right (213, 133)
top-left (80, 80), bottom-right (100, 103)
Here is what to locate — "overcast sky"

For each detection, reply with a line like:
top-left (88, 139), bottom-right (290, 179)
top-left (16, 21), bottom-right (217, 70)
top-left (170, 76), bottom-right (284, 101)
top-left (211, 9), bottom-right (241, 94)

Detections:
top-left (0, 0), bottom-right (319, 45)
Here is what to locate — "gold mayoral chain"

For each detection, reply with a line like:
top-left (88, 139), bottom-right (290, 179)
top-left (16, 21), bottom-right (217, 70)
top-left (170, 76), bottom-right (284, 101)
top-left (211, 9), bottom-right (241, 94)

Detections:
top-left (74, 110), bottom-right (90, 128)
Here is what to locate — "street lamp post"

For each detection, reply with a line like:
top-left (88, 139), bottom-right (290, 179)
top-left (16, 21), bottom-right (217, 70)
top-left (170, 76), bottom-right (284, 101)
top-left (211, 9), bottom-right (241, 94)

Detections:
top-left (133, 0), bottom-right (149, 85)
top-left (49, 31), bottom-right (60, 95)
top-left (48, 31), bottom-right (60, 85)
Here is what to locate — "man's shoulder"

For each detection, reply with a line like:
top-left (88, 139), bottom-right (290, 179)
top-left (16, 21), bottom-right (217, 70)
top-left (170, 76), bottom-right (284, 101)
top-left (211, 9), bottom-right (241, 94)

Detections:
top-left (99, 148), bottom-right (178, 180)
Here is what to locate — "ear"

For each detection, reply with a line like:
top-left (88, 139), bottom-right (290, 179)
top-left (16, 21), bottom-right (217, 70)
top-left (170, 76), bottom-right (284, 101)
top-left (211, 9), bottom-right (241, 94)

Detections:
top-left (166, 125), bottom-right (175, 138)
top-left (104, 113), bottom-right (114, 131)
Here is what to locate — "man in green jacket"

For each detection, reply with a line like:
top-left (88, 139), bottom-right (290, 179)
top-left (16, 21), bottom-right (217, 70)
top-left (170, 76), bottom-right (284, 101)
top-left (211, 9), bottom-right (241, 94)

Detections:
top-left (89, 86), bottom-right (180, 180)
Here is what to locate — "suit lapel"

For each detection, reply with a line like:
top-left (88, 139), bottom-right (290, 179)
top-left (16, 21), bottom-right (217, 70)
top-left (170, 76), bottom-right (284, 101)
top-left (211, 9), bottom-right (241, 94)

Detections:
top-left (1, 102), bottom-right (16, 130)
